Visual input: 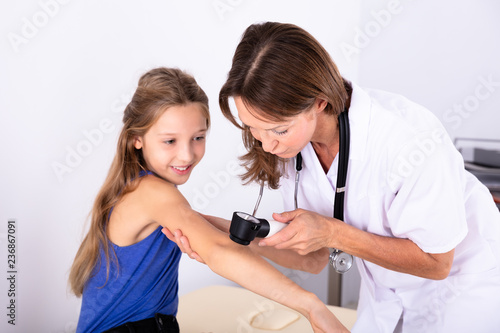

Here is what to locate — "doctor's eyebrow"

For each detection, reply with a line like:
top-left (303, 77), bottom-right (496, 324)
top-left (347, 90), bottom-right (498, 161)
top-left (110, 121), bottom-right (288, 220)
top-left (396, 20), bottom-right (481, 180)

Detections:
top-left (241, 122), bottom-right (289, 131)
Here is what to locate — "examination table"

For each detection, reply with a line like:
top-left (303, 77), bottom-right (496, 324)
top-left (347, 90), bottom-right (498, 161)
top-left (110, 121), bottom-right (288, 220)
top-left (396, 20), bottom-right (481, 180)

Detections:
top-left (177, 285), bottom-right (357, 332)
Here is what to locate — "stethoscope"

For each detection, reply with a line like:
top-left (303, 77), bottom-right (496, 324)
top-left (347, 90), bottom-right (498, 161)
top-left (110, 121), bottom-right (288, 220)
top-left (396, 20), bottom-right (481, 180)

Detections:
top-left (229, 110), bottom-right (354, 274)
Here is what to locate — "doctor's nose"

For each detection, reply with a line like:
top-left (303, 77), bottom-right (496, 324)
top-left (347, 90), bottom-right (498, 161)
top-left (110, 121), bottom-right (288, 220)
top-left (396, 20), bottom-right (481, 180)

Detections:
top-left (260, 136), bottom-right (279, 154)
top-left (250, 129), bottom-right (278, 154)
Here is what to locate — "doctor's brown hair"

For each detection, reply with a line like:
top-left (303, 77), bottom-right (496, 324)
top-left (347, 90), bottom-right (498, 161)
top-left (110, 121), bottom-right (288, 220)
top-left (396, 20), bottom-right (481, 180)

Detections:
top-left (69, 67), bottom-right (209, 296)
top-left (219, 22), bottom-right (351, 189)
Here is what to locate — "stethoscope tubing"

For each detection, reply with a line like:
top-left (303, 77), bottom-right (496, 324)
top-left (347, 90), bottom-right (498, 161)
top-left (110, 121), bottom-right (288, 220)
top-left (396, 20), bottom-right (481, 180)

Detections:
top-left (294, 152), bottom-right (302, 210)
top-left (334, 110), bottom-right (350, 220)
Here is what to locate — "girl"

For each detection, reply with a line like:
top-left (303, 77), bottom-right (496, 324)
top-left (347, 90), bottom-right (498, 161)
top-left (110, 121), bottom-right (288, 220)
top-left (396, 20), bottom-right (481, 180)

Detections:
top-left (69, 67), bottom-right (348, 333)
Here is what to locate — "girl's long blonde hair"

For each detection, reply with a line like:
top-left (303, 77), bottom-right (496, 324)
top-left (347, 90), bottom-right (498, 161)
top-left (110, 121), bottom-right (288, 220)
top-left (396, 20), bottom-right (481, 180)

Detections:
top-left (69, 67), bottom-right (210, 296)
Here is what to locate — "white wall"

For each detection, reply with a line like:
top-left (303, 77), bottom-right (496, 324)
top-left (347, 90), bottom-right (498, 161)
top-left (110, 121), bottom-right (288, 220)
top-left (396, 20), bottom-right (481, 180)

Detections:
top-left (0, 0), bottom-right (498, 331)
top-left (352, 0), bottom-right (500, 141)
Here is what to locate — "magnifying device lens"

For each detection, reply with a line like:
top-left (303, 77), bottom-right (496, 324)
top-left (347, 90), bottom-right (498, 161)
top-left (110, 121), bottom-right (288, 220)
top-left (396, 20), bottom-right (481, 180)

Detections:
top-left (235, 212), bottom-right (260, 226)
top-left (329, 250), bottom-right (353, 274)
top-left (229, 211), bottom-right (262, 245)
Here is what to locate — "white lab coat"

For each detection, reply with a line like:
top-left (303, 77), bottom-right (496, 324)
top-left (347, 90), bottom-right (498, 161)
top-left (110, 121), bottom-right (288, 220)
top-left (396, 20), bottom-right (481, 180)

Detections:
top-left (279, 83), bottom-right (500, 332)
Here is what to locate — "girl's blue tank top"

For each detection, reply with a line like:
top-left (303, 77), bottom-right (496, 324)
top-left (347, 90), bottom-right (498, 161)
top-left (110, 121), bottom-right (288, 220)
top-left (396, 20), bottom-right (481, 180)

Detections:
top-left (76, 171), bottom-right (181, 333)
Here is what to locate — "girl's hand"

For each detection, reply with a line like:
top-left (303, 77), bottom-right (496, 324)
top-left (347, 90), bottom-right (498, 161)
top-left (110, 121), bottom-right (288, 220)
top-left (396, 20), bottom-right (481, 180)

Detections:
top-left (302, 292), bottom-right (350, 333)
top-left (162, 228), bottom-right (205, 264)
top-left (309, 305), bottom-right (350, 333)
top-left (258, 209), bottom-right (338, 255)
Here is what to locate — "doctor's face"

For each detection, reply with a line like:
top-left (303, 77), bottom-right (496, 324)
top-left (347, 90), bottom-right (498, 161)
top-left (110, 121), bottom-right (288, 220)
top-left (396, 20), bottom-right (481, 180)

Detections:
top-left (234, 96), bottom-right (318, 159)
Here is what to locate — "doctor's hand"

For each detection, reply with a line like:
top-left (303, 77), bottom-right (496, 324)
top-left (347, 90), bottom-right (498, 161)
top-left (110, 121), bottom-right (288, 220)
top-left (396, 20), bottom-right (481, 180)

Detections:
top-left (161, 228), bottom-right (205, 264)
top-left (258, 209), bottom-right (336, 255)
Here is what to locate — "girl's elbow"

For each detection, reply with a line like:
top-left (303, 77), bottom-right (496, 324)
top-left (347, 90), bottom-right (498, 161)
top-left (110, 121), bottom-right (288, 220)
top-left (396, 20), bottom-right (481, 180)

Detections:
top-left (308, 261), bottom-right (328, 274)
top-left (303, 248), bottom-right (330, 274)
top-left (200, 243), bottom-right (225, 270)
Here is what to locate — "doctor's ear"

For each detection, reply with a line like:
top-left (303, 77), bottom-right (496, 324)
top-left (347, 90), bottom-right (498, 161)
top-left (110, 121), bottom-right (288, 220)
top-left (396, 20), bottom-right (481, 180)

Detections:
top-left (133, 136), bottom-right (143, 150)
top-left (314, 98), bottom-right (328, 113)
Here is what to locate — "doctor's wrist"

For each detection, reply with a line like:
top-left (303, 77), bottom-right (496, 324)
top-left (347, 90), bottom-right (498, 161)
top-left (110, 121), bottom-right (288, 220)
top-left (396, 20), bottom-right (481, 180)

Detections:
top-left (327, 217), bottom-right (346, 250)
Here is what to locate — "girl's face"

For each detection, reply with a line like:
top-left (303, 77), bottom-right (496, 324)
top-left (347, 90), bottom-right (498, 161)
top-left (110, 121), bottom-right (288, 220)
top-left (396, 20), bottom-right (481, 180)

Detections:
top-left (134, 103), bottom-right (208, 185)
top-left (234, 96), bottom-right (324, 159)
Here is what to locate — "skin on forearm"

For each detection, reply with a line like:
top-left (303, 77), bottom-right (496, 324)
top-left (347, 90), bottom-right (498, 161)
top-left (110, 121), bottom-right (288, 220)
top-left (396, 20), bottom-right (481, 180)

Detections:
top-left (199, 214), bottom-right (230, 233)
top-left (331, 218), bottom-right (454, 280)
top-left (206, 245), bottom-right (350, 332)
top-left (170, 209), bottom-right (320, 319)
top-left (201, 214), bottom-right (330, 274)
top-left (211, 206), bottom-right (453, 280)
top-left (203, 240), bottom-right (318, 319)
top-left (250, 242), bottom-right (329, 274)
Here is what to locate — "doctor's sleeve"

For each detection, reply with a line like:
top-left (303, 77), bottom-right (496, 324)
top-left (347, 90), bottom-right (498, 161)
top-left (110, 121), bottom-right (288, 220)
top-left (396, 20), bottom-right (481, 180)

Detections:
top-left (385, 133), bottom-right (468, 254)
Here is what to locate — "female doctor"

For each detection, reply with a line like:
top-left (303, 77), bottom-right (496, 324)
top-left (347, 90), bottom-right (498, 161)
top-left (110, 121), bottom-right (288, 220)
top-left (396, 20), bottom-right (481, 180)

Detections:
top-left (166, 22), bottom-right (500, 332)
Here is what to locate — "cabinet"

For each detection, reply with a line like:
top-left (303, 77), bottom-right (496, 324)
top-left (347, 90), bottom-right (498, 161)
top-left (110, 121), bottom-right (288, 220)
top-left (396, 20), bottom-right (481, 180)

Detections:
top-left (455, 138), bottom-right (500, 211)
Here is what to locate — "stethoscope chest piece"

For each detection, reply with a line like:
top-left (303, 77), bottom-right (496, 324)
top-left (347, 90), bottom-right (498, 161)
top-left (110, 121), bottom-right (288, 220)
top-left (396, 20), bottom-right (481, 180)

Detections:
top-left (329, 249), bottom-right (353, 274)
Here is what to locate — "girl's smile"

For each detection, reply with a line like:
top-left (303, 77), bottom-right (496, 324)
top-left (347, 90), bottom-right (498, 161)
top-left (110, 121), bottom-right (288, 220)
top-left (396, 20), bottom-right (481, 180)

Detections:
top-left (171, 164), bottom-right (192, 175)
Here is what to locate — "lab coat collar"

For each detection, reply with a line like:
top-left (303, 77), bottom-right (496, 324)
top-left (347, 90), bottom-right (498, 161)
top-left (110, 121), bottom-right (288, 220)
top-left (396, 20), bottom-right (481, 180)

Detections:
top-left (289, 82), bottom-right (372, 201)
top-left (348, 82), bottom-right (372, 162)
top-left (297, 82), bottom-right (371, 194)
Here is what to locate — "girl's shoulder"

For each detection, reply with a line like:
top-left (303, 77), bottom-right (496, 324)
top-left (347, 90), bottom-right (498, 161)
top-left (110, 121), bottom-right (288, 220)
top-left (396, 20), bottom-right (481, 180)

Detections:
top-left (133, 174), bottom-right (202, 236)
top-left (136, 174), bottom-right (185, 200)
top-left (134, 174), bottom-right (191, 214)
top-left (108, 174), bottom-right (189, 246)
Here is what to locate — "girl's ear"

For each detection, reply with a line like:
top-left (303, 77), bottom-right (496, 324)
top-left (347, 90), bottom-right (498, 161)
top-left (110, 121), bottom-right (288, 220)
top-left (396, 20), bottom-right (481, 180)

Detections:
top-left (133, 136), bottom-right (143, 149)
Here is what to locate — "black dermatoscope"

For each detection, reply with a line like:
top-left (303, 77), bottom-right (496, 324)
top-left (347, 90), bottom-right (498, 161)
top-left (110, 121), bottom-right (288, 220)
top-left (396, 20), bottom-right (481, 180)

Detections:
top-left (229, 184), bottom-right (288, 246)
top-left (229, 111), bottom-right (354, 274)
